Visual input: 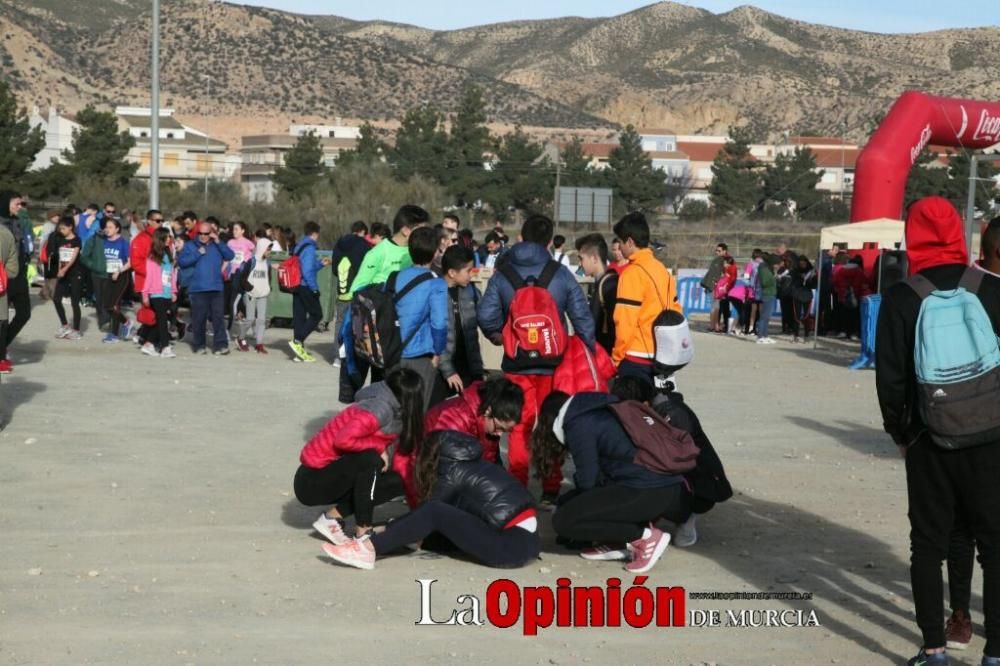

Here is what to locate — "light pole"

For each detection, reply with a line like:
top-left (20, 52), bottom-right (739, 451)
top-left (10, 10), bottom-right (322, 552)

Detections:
top-left (201, 73), bottom-right (211, 209)
top-left (150, 0), bottom-right (160, 210)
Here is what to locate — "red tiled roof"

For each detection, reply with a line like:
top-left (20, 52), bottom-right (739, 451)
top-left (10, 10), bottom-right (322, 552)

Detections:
top-left (580, 142), bottom-right (617, 159)
top-left (810, 147), bottom-right (861, 169)
top-left (677, 141), bottom-right (724, 162)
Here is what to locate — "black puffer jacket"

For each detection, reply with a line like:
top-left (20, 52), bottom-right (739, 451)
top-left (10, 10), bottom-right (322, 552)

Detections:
top-left (430, 430), bottom-right (534, 529)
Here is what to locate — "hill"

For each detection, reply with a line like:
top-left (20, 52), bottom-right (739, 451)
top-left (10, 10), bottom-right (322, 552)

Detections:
top-left (0, 0), bottom-right (608, 133)
top-left (313, 2), bottom-right (1000, 140)
top-left (1, 0), bottom-right (998, 142)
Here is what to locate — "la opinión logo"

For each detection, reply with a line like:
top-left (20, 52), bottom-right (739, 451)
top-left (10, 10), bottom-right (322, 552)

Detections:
top-left (415, 577), bottom-right (685, 635)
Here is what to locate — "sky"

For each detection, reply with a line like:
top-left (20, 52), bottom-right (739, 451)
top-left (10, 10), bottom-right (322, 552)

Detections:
top-left (235, 0), bottom-right (999, 34)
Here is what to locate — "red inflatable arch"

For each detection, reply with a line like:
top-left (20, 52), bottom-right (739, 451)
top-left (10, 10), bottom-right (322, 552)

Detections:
top-left (851, 91), bottom-right (1000, 222)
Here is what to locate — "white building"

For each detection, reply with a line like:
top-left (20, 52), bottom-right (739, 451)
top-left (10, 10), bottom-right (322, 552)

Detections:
top-left (114, 107), bottom-right (231, 186)
top-left (289, 121), bottom-right (361, 140)
top-left (27, 106), bottom-right (80, 170)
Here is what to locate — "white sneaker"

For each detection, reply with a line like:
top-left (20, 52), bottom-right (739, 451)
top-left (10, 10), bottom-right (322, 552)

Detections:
top-left (55, 325), bottom-right (70, 339)
top-left (160, 345), bottom-right (176, 358)
top-left (673, 514), bottom-right (698, 548)
top-left (313, 513), bottom-right (350, 546)
top-left (141, 342), bottom-right (159, 357)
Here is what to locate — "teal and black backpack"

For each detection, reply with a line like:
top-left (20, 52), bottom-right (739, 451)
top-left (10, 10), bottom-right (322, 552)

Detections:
top-left (909, 267), bottom-right (1000, 449)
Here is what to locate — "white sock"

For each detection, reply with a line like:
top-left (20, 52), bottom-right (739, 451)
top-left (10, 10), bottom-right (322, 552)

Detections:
top-left (641, 527), bottom-right (652, 540)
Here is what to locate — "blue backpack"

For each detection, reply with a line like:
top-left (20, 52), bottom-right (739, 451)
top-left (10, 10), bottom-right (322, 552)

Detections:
top-left (908, 268), bottom-right (1000, 449)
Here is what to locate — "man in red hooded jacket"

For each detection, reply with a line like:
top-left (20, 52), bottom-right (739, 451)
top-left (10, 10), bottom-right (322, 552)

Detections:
top-left (876, 196), bottom-right (1000, 666)
top-left (130, 210), bottom-right (162, 295)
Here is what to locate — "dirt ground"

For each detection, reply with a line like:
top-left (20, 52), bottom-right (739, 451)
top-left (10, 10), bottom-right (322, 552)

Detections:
top-left (0, 300), bottom-right (982, 665)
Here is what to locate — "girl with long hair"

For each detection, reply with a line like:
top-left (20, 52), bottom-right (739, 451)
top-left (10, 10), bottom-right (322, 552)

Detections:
top-left (140, 228), bottom-right (178, 358)
top-left (295, 369), bottom-right (424, 545)
top-left (321, 430), bottom-right (539, 570)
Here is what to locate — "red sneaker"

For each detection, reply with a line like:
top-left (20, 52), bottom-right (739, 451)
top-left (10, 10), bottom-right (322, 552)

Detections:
top-left (0, 359), bottom-right (12, 374)
top-left (255, 344), bottom-right (268, 354)
top-left (624, 525), bottom-right (671, 573)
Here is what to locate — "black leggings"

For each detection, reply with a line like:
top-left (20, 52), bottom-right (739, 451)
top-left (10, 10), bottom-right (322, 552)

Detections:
top-left (54, 274), bottom-right (84, 330)
top-left (145, 298), bottom-right (173, 351)
top-left (293, 450), bottom-right (403, 526)
top-left (372, 500), bottom-right (540, 569)
top-left (5, 273), bottom-right (31, 345)
top-left (553, 484), bottom-right (692, 544)
top-left (104, 274), bottom-right (132, 333)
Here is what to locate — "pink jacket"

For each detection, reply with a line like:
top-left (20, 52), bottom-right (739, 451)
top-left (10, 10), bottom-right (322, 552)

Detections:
top-left (142, 257), bottom-right (179, 298)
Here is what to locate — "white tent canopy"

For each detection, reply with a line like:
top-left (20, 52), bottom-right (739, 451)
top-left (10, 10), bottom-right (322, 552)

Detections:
top-left (820, 218), bottom-right (905, 250)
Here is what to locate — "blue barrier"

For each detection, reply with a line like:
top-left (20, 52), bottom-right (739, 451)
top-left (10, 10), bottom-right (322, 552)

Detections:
top-left (677, 276), bottom-right (816, 319)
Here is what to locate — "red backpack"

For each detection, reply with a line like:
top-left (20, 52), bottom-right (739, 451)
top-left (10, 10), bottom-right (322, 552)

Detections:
top-left (499, 260), bottom-right (567, 371)
top-left (0, 261), bottom-right (6, 296)
top-left (276, 247), bottom-right (301, 293)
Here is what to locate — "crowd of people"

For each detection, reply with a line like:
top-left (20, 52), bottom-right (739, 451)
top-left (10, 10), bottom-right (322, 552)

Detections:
top-left (700, 240), bottom-right (878, 345)
top-left (293, 207), bottom-right (731, 574)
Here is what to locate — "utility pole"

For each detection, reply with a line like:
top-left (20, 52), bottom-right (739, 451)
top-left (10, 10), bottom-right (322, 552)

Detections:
top-left (202, 73), bottom-right (211, 209)
top-left (150, 0), bottom-right (160, 211)
top-left (840, 120), bottom-right (847, 203)
top-left (553, 159), bottom-right (561, 231)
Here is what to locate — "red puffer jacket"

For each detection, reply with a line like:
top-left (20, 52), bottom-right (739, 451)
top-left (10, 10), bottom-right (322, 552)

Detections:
top-left (299, 383), bottom-right (400, 469)
top-left (553, 336), bottom-right (616, 395)
top-left (130, 225), bottom-right (156, 292)
top-left (394, 382), bottom-right (494, 507)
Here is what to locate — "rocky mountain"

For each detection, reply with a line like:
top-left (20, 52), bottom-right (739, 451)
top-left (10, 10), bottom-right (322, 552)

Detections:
top-left (1, 0), bottom-right (998, 142)
top-left (0, 0), bottom-right (607, 132)
top-left (314, 2), bottom-right (1000, 140)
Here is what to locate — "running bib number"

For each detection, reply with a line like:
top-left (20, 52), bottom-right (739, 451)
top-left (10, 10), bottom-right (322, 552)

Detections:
top-left (162, 270), bottom-right (172, 288)
top-left (233, 251), bottom-right (244, 265)
top-left (106, 259), bottom-right (123, 274)
top-left (59, 247), bottom-right (74, 263)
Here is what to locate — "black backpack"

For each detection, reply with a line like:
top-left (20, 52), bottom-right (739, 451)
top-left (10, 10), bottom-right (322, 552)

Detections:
top-left (350, 271), bottom-right (433, 370)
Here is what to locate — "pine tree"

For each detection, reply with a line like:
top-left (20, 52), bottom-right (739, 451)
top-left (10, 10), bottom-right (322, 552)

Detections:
top-left (903, 149), bottom-right (949, 211)
top-left (335, 122), bottom-right (383, 170)
top-left (0, 81), bottom-right (45, 191)
top-left (388, 107), bottom-right (448, 184)
top-left (709, 126), bottom-right (762, 215)
top-left (63, 105), bottom-right (137, 186)
top-left (762, 147), bottom-right (823, 218)
top-left (482, 126), bottom-right (551, 214)
top-left (604, 125), bottom-right (668, 213)
top-left (446, 85), bottom-right (492, 205)
top-left (274, 131), bottom-right (326, 199)
top-left (561, 137), bottom-right (596, 188)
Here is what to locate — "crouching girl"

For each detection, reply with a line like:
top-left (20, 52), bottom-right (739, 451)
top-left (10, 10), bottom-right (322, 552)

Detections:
top-left (294, 368), bottom-right (423, 545)
top-left (321, 430), bottom-right (539, 570)
top-left (532, 391), bottom-right (693, 573)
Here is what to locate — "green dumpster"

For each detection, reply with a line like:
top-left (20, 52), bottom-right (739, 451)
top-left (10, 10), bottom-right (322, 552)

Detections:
top-left (266, 250), bottom-right (339, 327)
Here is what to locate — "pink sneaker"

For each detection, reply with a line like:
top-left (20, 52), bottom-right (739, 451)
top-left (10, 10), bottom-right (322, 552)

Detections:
top-left (312, 513), bottom-right (350, 546)
top-left (322, 537), bottom-right (375, 570)
top-left (580, 544), bottom-right (630, 561)
top-left (624, 525), bottom-right (671, 573)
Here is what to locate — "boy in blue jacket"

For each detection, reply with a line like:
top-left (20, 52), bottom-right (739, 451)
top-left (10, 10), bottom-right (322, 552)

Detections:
top-left (394, 225), bottom-right (449, 409)
top-left (289, 221), bottom-right (330, 363)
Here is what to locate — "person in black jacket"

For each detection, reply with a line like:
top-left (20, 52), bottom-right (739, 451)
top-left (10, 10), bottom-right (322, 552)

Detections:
top-left (576, 233), bottom-right (618, 355)
top-left (531, 390), bottom-right (690, 574)
top-left (876, 197), bottom-right (1000, 666)
top-left (322, 430), bottom-right (539, 570)
top-left (330, 221), bottom-right (372, 331)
